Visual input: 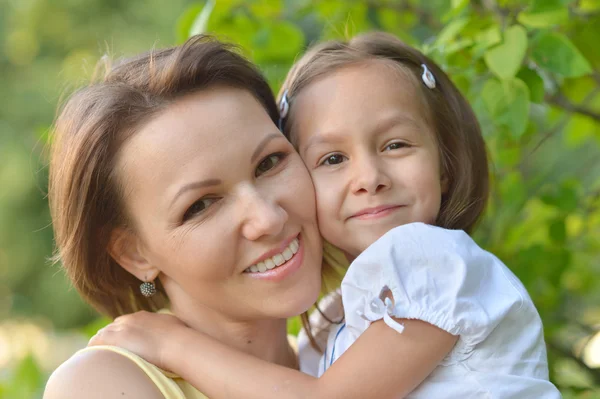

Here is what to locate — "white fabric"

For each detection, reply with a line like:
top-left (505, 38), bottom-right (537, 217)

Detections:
top-left (299, 223), bottom-right (561, 398)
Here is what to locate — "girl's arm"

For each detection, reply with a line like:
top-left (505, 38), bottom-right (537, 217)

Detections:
top-left (90, 311), bottom-right (457, 399)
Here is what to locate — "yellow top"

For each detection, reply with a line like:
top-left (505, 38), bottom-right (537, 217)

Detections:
top-left (78, 344), bottom-right (208, 399)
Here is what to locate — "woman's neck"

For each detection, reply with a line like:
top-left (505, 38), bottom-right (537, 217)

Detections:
top-left (169, 299), bottom-right (296, 369)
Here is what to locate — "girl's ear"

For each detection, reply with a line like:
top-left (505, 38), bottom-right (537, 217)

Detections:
top-left (108, 227), bottom-right (160, 282)
top-left (440, 174), bottom-right (450, 194)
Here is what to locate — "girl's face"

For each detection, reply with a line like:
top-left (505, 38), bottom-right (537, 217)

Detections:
top-left (115, 87), bottom-right (322, 322)
top-left (293, 60), bottom-right (446, 258)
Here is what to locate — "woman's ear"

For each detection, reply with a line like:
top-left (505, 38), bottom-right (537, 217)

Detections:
top-left (108, 227), bottom-right (159, 282)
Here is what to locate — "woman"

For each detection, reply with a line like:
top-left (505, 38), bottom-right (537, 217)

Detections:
top-left (43, 35), bottom-right (324, 399)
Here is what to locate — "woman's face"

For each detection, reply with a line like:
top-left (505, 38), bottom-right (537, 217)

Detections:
top-left (115, 86), bottom-right (322, 322)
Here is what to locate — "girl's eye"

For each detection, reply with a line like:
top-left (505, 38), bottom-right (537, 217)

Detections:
top-left (384, 142), bottom-right (409, 151)
top-left (256, 153), bottom-right (287, 177)
top-left (183, 198), bottom-right (219, 221)
top-left (321, 154), bottom-right (347, 166)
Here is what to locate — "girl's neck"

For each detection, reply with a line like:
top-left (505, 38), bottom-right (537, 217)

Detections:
top-left (169, 299), bottom-right (296, 369)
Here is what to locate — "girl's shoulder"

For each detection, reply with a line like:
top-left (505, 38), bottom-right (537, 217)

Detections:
top-left (342, 223), bottom-right (534, 352)
top-left (358, 222), bottom-right (482, 258)
top-left (353, 223), bottom-right (526, 298)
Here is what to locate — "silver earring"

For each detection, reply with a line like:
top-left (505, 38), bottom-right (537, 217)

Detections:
top-left (140, 280), bottom-right (156, 297)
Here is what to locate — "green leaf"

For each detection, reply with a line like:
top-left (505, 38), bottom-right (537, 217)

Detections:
top-left (565, 114), bottom-right (598, 147)
top-left (482, 78), bottom-right (531, 139)
top-left (517, 0), bottom-right (569, 28)
top-left (435, 16), bottom-right (469, 45)
top-left (471, 24), bottom-right (502, 57)
top-left (579, 0), bottom-right (600, 11)
top-left (287, 315), bottom-right (302, 336)
top-left (540, 181), bottom-right (580, 213)
top-left (252, 21), bottom-right (305, 64)
top-left (484, 25), bottom-right (528, 80)
top-left (176, 3), bottom-right (205, 44)
top-left (452, 0), bottom-right (469, 9)
top-left (531, 32), bottom-right (593, 77)
top-left (4, 355), bottom-right (43, 399)
top-left (82, 316), bottom-right (111, 338)
top-left (549, 218), bottom-right (567, 243)
top-left (189, 0), bottom-right (216, 37)
top-left (517, 67), bottom-right (545, 103)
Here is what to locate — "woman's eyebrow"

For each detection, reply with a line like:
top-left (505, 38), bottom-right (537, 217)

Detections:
top-left (170, 179), bottom-right (222, 207)
top-left (250, 132), bottom-right (284, 163)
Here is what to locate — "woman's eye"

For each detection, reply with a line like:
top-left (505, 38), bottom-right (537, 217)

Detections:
top-left (256, 153), bottom-right (286, 177)
top-left (321, 154), bottom-right (347, 166)
top-left (385, 142), bottom-right (408, 151)
top-left (183, 198), bottom-right (218, 221)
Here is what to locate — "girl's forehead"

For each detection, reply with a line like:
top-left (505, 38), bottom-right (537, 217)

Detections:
top-left (290, 60), bottom-right (432, 145)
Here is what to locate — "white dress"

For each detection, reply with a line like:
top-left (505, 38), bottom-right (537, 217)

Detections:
top-left (298, 223), bottom-right (561, 398)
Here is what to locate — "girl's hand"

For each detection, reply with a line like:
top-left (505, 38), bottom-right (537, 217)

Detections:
top-left (88, 311), bottom-right (189, 372)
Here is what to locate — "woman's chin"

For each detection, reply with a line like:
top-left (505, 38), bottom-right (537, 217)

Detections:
top-left (272, 275), bottom-right (322, 319)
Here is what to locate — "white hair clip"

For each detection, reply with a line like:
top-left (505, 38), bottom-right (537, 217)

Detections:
top-left (421, 64), bottom-right (436, 89)
top-left (278, 90), bottom-right (290, 131)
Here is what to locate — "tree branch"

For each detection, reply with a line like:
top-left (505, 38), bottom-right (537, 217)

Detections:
top-left (527, 86), bottom-right (600, 158)
top-left (546, 92), bottom-right (600, 123)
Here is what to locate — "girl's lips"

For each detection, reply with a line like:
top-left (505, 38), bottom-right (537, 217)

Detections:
top-left (350, 205), bottom-right (404, 220)
top-left (245, 234), bottom-right (304, 282)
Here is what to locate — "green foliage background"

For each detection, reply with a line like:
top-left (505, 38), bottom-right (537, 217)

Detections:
top-left (0, 0), bottom-right (599, 397)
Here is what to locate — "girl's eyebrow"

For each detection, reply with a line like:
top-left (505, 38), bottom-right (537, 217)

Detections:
top-left (302, 132), bottom-right (347, 153)
top-left (372, 114), bottom-right (422, 136)
top-left (302, 114), bottom-right (422, 154)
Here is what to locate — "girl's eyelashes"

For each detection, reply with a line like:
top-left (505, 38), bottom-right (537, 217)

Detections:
top-left (183, 197), bottom-right (220, 222)
top-left (255, 152), bottom-right (288, 177)
top-left (319, 153), bottom-right (347, 166)
top-left (384, 141), bottom-right (411, 151)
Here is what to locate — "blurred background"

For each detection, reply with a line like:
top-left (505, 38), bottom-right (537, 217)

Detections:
top-left (0, 0), bottom-right (599, 397)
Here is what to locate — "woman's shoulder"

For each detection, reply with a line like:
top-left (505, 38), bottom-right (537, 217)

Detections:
top-left (44, 346), bottom-right (166, 399)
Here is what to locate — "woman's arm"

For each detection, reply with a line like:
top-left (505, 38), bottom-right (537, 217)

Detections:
top-left (90, 312), bottom-right (457, 399)
top-left (44, 349), bottom-right (165, 399)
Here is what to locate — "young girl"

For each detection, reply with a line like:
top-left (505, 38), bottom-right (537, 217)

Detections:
top-left (90, 32), bottom-right (560, 398)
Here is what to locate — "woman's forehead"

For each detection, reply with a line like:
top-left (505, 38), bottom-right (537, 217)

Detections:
top-left (115, 88), bottom-right (280, 199)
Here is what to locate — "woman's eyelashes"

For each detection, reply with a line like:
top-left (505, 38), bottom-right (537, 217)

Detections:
top-left (255, 152), bottom-right (288, 177)
top-left (181, 152), bottom-right (288, 223)
top-left (183, 197), bottom-right (220, 222)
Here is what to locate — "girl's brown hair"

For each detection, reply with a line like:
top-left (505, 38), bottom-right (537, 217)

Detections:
top-left (49, 35), bottom-right (279, 319)
top-left (282, 32), bottom-right (490, 349)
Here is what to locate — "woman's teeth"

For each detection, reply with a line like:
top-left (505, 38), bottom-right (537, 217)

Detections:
top-left (246, 238), bottom-right (299, 273)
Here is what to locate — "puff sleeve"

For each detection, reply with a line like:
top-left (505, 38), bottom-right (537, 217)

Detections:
top-left (341, 223), bottom-right (525, 362)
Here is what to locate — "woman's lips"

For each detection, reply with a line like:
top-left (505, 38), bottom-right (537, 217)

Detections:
top-left (244, 234), bottom-right (304, 282)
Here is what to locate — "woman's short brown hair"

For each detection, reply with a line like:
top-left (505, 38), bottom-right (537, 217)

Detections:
top-left (279, 31), bottom-right (489, 234)
top-left (49, 35), bottom-right (279, 319)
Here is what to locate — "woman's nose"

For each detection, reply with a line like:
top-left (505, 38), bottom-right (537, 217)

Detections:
top-left (240, 189), bottom-right (288, 241)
